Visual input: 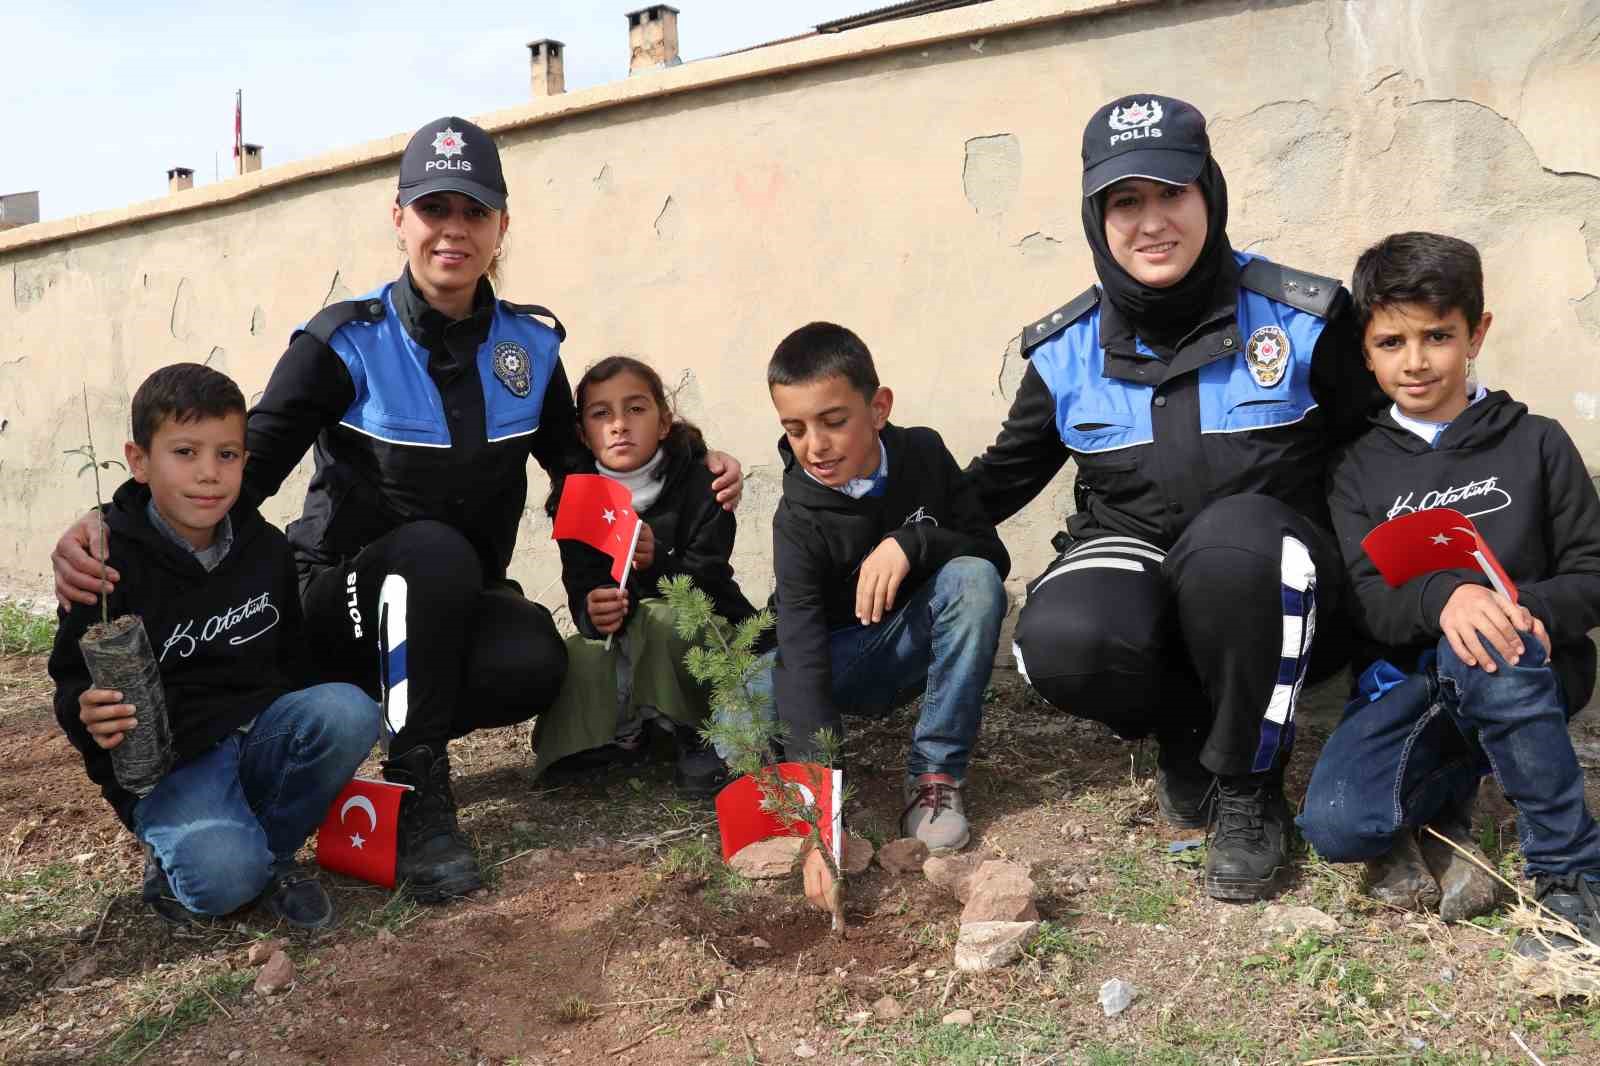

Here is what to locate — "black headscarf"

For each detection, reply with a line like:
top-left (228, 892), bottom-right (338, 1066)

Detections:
top-left (1081, 156), bottom-right (1234, 345)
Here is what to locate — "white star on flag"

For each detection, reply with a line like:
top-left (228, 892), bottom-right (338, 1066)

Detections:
top-left (1430, 533), bottom-right (1451, 546)
top-left (602, 509), bottom-right (616, 524)
top-left (349, 833), bottom-right (366, 850)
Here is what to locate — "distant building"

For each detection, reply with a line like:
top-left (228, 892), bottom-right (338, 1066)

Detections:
top-left (0, 191), bottom-right (39, 231)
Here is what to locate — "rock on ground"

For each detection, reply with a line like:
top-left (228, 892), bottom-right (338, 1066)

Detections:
top-left (871, 995), bottom-right (903, 1021)
top-left (960, 860), bottom-right (1038, 923)
top-left (923, 851), bottom-right (993, 901)
top-left (1259, 904), bottom-right (1340, 937)
top-left (253, 950), bottom-right (295, 995)
top-left (1098, 977), bottom-right (1137, 1017)
top-left (954, 920), bottom-right (1038, 972)
top-left (841, 834), bottom-right (874, 876)
top-left (728, 836), bottom-right (806, 879)
top-left (941, 1008), bottom-right (975, 1025)
top-left (876, 838), bottom-right (929, 875)
top-left (247, 939), bottom-right (286, 966)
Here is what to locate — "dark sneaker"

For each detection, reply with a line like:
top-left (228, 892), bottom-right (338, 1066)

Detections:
top-left (382, 745), bottom-right (483, 903)
top-left (902, 773), bottom-right (970, 852)
top-left (673, 728), bottom-right (731, 798)
top-left (1419, 818), bottom-right (1499, 923)
top-left (1514, 873), bottom-right (1600, 962)
top-left (261, 863), bottom-right (335, 931)
top-left (1155, 737), bottom-right (1215, 830)
top-left (1204, 772), bottom-right (1292, 901)
top-left (141, 845), bottom-right (198, 928)
top-left (1364, 831), bottom-right (1441, 912)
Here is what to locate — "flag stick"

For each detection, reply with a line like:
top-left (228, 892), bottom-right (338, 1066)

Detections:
top-left (1472, 550), bottom-right (1516, 603)
top-left (604, 519), bottom-right (645, 651)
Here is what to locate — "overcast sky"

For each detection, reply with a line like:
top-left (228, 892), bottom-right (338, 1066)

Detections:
top-left (6, 1), bottom-right (872, 222)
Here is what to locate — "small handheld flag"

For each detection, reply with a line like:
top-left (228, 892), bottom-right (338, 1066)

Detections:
top-left (1361, 507), bottom-right (1518, 603)
top-left (552, 475), bottom-right (643, 584)
top-left (715, 762), bottom-right (843, 869)
top-left (316, 777), bottom-right (411, 888)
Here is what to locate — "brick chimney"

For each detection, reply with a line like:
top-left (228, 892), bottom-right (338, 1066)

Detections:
top-left (627, 5), bottom-right (680, 73)
top-left (167, 167), bottom-right (195, 194)
top-left (237, 144), bottom-right (263, 175)
top-left (528, 38), bottom-right (566, 96)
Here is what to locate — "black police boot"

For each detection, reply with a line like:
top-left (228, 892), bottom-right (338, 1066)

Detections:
top-left (673, 725), bottom-right (731, 799)
top-left (1204, 769), bottom-right (1293, 901)
top-left (1155, 733), bottom-right (1215, 830)
top-left (381, 744), bottom-right (482, 902)
top-left (1515, 873), bottom-right (1600, 961)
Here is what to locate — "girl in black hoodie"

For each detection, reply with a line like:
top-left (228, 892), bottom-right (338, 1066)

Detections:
top-left (534, 357), bottom-right (765, 794)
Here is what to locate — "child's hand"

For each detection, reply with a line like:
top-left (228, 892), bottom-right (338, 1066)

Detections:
top-left (632, 522), bottom-right (656, 572)
top-left (587, 587), bottom-right (630, 636)
top-left (856, 537), bottom-right (911, 625)
top-left (1440, 585), bottom-right (1536, 672)
top-left (79, 688), bottom-right (136, 749)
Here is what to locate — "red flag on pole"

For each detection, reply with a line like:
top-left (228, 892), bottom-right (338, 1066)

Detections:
top-left (316, 777), bottom-right (411, 888)
top-left (1361, 507), bottom-right (1519, 603)
top-left (552, 474), bottom-right (643, 583)
top-left (715, 762), bottom-right (843, 868)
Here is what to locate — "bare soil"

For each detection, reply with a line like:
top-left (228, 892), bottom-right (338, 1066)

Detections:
top-left (4, 648), bottom-right (1600, 1065)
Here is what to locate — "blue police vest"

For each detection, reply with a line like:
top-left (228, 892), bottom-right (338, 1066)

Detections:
top-left (1029, 253), bottom-right (1328, 454)
top-left (322, 281), bottom-right (561, 448)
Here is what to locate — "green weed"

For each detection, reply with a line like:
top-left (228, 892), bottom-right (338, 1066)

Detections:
top-left (1099, 851), bottom-right (1177, 925)
top-left (93, 969), bottom-right (253, 1065)
top-left (0, 600), bottom-right (55, 657)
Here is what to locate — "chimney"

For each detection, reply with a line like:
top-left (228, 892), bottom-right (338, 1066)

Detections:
top-left (528, 38), bottom-right (566, 96)
top-left (167, 167), bottom-right (194, 194)
top-left (238, 143), bottom-right (263, 175)
top-left (627, 5), bottom-right (680, 74)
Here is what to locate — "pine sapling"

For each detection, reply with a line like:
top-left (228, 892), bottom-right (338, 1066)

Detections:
top-left (62, 386), bottom-right (125, 627)
top-left (660, 574), bottom-right (853, 933)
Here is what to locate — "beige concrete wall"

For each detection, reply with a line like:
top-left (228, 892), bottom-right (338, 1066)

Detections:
top-left (4, 0), bottom-right (1599, 627)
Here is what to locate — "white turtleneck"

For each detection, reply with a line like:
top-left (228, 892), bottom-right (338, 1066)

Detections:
top-left (596, 447), bottom-right (667, 513)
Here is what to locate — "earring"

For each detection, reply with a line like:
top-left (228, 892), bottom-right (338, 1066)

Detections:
top-left (396, 236), bottom-right (405, 252)
top-left (493, 247), bottom-right (503, 258)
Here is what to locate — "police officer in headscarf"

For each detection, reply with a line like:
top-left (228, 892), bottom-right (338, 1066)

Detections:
top-left (966, 94), bottom-right (1382, 901)
top-left (53, 116), bottom-right (744, 903)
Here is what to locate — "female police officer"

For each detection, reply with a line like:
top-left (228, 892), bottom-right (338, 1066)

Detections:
top-left (54, 116), bottom-right (743, 903)
top-left (966, 95), bottom-right (1381, 901)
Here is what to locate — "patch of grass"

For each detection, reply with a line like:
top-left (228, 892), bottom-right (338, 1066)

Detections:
top-left (1098, 850), bottom-right (1178, 925)
top-left (0, 600), bottom-right (55, 657)
top-left (554, 995), bottom-right (595, 1023)
top-left (363, 888), bottom-right (427, 934)
top-left (1025, 919), bottom-right (1095, 964)
top-left (655, 836), bottom-right (751, 911)
top-left (861, 1008), bottom-right (1065, 1064)
top-left (0, 861), bottom-right (106, 937)
top-left (92, 969), bottom-right (253, 1065)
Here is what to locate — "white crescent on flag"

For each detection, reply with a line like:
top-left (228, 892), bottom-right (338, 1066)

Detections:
top-left (340, 794), bottom-right (378, 832)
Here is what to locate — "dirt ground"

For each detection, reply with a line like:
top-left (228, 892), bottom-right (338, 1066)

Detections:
top-left (5, 647), bottom-right (1600, 1066)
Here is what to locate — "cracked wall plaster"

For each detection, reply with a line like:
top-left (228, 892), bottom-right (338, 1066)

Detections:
top-left (963, 134), bottom-right (1020, 217)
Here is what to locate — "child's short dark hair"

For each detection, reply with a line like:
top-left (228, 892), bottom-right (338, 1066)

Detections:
top-left (130, 363), bottom-right (247, 450)
top-left (767, 322), bottom-right (879, 401)
top-left (1351, 232), bottom-right (1485, 333)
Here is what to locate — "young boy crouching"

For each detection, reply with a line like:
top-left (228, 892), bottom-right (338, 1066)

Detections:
top-left (49, 364), bottom-right (380, 930)
top-left (1299, 234), bottom-right (1600, 958)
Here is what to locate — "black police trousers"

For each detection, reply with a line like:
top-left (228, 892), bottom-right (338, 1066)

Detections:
top-left (301, 520), bottom-right (568, 758)
top-left (1012, 493), bottom-right (1345, 777)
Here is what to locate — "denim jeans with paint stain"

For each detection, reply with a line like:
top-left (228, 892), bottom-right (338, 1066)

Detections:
top-left (133, 683), bottom-right (380, 915)
top-left (1298, 632), bottom-right (1600, 879)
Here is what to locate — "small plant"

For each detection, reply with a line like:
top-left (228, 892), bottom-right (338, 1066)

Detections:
top-left (62, 386), bottom-right (125, 627)
top-left (658, 573), bottom-right (851, 932)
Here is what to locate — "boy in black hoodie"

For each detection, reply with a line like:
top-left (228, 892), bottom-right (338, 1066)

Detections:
top-left (767, 322), bottom-right (1010, 853)
top-left (1298, 234), bottom-right (1600, 958)
top-left (49, 364), bottom-right (380, 930)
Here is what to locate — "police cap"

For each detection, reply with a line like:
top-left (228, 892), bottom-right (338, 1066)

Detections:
top-left (1081, 94), bottom-right (1209, 198)
top-left (397, 116), bottom-right (508, 212)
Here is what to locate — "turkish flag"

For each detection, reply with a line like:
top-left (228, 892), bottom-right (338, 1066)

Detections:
top-left (715, 762), bottom-right (843, 868)
top-left (1361, 507), bottom-right (1519, 603)
top-left (552, 474), bottom-right (643, 583)
top-left (316, 777), bottom-right (411, 888)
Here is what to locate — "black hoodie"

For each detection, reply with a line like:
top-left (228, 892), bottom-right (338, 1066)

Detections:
top-left (771, 423), bottom-right (1010, 755)
top-left (48, 480), bottom-right (310, 828)
top-left (1328, 390), bottom-right (1600, 708)
top-left (554, 437), bottom-right (765, 642)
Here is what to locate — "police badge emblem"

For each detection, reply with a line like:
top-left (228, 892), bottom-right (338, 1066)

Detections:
top-left (1245, 325), bottom-right (1292, 388)
top-left (492, 341), bottom-right (532, 398)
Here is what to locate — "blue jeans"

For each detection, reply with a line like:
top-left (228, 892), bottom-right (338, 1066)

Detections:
top-left (133, 683), bottom-right (380, 915)
top-left (827, 557), bottom-right (1006, 779)
top-left (1298, 633), bottom-right (1600, 879)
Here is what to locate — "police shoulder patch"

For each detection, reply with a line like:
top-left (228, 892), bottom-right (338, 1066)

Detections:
top-left (500, 300), bottom-right (567, 342)
top-left (1239, 259), bottom-right (1341, 318)
top-left (492, 341), bottom-right (533, 398)
top-left (1021, 286), bottom-right (1099, 357)
top-left (300, 296), bottom-right (387, 346)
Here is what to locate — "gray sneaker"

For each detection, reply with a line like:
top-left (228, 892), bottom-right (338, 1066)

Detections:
top-left (902, 773), bottom-right (970, 852)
